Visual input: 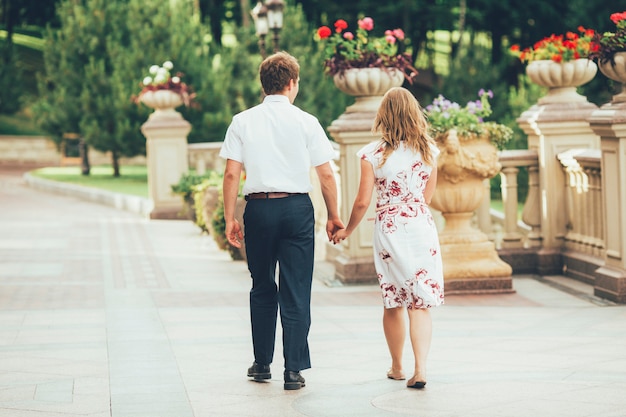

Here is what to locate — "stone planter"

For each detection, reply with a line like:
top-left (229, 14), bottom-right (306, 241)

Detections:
top-left (332, 67), bottom-right (404, 113)
top-left (140, 89), bottom-right (183, 109)
top-left (430, 130), bottom-right (512, 293)
top-left (139, 89), bottom-right (185, 122)
top-left (140, 89), bottom-right (190, 219)
top-left (598, 52), bottom-right (626, 103)
top-left (526, 59), bottom-right (597, 104)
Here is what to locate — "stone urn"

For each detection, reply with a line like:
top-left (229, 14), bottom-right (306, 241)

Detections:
top-left (430, 129), bottom-right (512, 292)
top-left (597, 52), bottom-right (626, 103)
top-left (332, 67), bottom-right (404, 113)
top-left (526, 59), bottom-right (597, 104)
top-left (139, 89), bottom-right (184, 120)
top-left (139, 88), bottom-right (190, 219)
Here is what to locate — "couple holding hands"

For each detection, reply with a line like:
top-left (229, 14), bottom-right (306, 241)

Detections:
top-left (220, 52), bottom-right (443, 391)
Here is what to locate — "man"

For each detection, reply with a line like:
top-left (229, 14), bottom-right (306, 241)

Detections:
top-left (219, 51), bottom-right (343, 390)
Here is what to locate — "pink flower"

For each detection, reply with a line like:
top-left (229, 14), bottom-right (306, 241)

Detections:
top-left (358, 17), bottom-right (374, 31)
top-left (393, 29), bottom-right (405, 40)
top-left (343, 31), bottom-right (354, 40)
top-left (385, 35), bottom-right (396, 44)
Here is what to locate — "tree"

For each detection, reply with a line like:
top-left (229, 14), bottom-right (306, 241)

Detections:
top-left (32, 0), bottom-right (91, 152)
top-left (34, 0), bottom-right (212, 176)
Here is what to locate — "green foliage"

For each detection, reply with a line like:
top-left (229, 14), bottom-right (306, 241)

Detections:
top-left (210, 182), bottom-right (244, 261)
top-left (171, 170), bottom-right (221, 201)
top-left (0, 45), bottom-right (24, 114)
top-left (182, 26), bottom-right (261, 143)
top-left (33, 0), bottom-right (212, 173)
top-left (425, 90), bottom-right (513, 149)
top-left (281, 1), bottom-right (352, 130)
top-left (0, 107), bottom-right (44, 135)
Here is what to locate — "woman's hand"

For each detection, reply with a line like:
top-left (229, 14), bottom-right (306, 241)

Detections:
top-left (332, 229), bottom-right (349, 244)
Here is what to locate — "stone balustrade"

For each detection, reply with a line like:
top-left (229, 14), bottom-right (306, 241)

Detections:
top-left (497, 149), bottom-right (540, 250)
top-left (6, 83), bottom-right (626, 302)
top-left (187, 142), bottom-right (224, 175)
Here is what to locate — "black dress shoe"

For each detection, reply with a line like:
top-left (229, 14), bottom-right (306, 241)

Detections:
top-left (283, 370), bottom-right (305, 390)
top-left (247, 362), bottom-right (271, 381)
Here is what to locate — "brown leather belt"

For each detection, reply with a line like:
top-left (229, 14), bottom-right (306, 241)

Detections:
top-left (245, 192), bottom-right (304, 201)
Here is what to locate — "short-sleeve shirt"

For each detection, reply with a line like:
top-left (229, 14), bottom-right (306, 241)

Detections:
top-left (219, 95), bottom-right (335, 196)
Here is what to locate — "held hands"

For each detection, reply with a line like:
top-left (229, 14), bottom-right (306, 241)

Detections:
top-left (331, 228), bottom-right (349, 244)
top-left (326, 218), bottom-right (345, 242)
top-left (326, 217), bottom-right (350, 244)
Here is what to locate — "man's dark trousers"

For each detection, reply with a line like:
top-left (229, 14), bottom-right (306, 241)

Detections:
top-left (243, 194), bottom-right (315, 372)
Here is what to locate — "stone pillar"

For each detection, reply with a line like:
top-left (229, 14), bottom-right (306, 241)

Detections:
top-left (589, 101), bottom-right (626, 303)
top-left (326, 102), bottom-right (379, 284)
top-left (517, 92), bottom-right (598, 274)
top-left (141, 104), bottom-right (191, 219)
top-left (325, 68), bottom-right (404, 284)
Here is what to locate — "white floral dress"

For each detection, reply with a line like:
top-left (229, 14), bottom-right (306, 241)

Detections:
top-left (358, 140), bottom-right (444, 309)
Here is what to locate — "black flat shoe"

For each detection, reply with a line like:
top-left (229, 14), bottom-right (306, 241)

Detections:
top-left (247, 362), bottom-right (271, 381)
top-left (283, 370), bottom-right (305, 390)
top-left (407, 380), bottom-right (427, 389)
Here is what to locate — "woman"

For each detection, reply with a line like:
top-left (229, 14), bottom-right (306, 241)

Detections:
top-left (332, 87), bottom-right (444, 389)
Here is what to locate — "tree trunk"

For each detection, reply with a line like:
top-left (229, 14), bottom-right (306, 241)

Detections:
top-left (80, 139), bottom-right (90, 176)
top-left (112, 150), bottom-right (120, 177)
top-left (451, 0), bottom-right (466, 60)
top-left (240, 0), bottom-right (250, 28)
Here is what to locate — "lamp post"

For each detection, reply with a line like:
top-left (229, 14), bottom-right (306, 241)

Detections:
top-left (251, 1), bottom-right (269, 59)
top-left (265, 0), bottom-right (284, 53)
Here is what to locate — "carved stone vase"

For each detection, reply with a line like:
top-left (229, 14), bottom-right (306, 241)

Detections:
top-left (139, 89), bottom-right (185, 121)
top-left (327, 67), bottom-right (404, 284)
top-left (597, 52), bottom-right (626, 103)
top-left (430, 129), bottom-right (512, 292)
top-left (526, 58), bottom-right (597, 104)
top-left (332, 67), bottom-right (404, 113)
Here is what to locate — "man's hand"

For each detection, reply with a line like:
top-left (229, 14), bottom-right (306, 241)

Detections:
top-left (226, 219), bottom-right (244, 248)
top-left (326, 218), bottom-right (345, 241)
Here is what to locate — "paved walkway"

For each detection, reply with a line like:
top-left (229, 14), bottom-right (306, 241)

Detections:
top-left (1, 166), bottom-right (626, 417)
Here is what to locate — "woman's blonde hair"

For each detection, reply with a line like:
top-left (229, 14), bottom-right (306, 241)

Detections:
top-left (372, 87), bottom-right (435, 167)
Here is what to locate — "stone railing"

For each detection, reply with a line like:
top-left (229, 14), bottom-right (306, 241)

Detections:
top-left (557, 149), bottom-right (604, 258)
top-left (187, 142), bottom-right (224, 174)
top-left (493, 146), bottom-right (607, 285)
top-left (496, 149), bottom-right (541, 250)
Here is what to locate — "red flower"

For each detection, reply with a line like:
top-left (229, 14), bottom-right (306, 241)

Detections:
top-left (334, 19), bottom-right (348, 33)
top-left (610, 12), bottom-right (626, 24)
top-left (317, 26), bottom-right (332, 39)
top-left (511, 27), bottom-right (594, 63)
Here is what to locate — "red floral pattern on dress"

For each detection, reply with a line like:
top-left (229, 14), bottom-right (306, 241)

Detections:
top-left (360, 141), bottom-right (444, 309)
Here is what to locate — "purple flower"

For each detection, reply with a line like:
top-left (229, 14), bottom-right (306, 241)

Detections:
top-left (478, 88), bottom-right (494, 98)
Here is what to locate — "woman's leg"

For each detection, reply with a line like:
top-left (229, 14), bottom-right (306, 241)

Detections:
top-left (383, 307), bottom-right (405, 378)
top-left (407, 308), bottom-right (432, 385)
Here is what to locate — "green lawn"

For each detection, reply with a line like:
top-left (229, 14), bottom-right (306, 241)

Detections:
top-left (27, 165), bottom-right (521, 216)
top-left (30, 165), bottom-right (149, 198)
